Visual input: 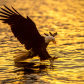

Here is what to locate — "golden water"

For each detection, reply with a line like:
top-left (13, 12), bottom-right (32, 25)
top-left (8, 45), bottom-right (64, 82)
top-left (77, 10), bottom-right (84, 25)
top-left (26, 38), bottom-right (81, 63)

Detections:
top-left (0, 0), bottom-right (84, 84)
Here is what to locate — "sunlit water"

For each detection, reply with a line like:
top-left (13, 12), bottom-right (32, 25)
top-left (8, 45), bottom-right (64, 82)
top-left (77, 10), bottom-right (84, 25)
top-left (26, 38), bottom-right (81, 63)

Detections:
top-left (0, 0), bottom-right (84, 84)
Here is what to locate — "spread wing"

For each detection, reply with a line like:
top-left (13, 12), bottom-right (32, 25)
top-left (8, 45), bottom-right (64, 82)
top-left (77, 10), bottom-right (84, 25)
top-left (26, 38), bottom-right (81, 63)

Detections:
top-left (0, 5), bottom-right (42, 47)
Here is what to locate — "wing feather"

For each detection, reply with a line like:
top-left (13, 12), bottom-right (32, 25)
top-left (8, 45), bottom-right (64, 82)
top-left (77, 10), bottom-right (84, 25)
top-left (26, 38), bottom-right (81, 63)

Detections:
top-left (11, 6), bottom-right (21, 15)
top-left (0, 8), bottom-right (13, 14)
top-left (0, 11), bottom-right (11, 16)
top-left (4, 5), bottom-right (16, 14)
top-left (0, 15), bottom-right (9, 18)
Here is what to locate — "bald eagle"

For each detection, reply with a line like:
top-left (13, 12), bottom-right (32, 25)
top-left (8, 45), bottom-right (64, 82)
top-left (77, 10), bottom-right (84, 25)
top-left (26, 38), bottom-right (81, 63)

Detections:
top-left (0, 5), bottom-right (57, 61)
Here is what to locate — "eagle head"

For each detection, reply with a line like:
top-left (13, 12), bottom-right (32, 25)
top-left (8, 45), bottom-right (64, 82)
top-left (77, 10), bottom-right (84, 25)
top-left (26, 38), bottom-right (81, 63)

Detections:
top-left (44, 32), bottom-right (57, 44)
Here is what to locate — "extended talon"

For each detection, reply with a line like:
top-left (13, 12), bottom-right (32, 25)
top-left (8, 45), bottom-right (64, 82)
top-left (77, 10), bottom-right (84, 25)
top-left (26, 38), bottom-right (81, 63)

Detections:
top-left (49, 56), bottom-right (58, 62)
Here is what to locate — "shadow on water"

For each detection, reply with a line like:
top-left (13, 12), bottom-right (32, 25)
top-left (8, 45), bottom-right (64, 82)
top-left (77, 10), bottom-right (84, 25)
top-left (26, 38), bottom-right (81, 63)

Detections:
top-left (13, 61), bottom-right (49, 74)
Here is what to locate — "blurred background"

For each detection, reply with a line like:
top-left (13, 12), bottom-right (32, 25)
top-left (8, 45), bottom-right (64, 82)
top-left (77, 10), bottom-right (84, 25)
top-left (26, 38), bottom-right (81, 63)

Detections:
top-left (0, 0), bottom-right (84, 84)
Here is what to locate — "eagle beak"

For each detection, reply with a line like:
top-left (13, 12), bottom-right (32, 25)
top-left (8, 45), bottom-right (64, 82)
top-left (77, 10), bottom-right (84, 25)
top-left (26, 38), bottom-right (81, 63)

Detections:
top-left (52, 40), bottom-right (56, 44)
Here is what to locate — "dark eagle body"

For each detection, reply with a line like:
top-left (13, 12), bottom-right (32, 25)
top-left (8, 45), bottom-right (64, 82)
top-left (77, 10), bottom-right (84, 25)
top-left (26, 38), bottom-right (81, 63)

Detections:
top-left (0, 5), bottom-right (55, 61)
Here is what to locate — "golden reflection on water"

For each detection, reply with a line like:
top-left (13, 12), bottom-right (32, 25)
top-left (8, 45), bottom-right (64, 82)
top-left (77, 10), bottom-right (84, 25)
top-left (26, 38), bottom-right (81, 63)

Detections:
top-left (0, 0), bottom-right (84, 84)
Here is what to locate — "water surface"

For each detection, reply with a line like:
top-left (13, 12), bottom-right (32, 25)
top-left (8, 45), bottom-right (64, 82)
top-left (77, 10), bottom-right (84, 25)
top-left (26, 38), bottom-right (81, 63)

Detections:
top-left (0, 0), bottom-right (84, 84)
